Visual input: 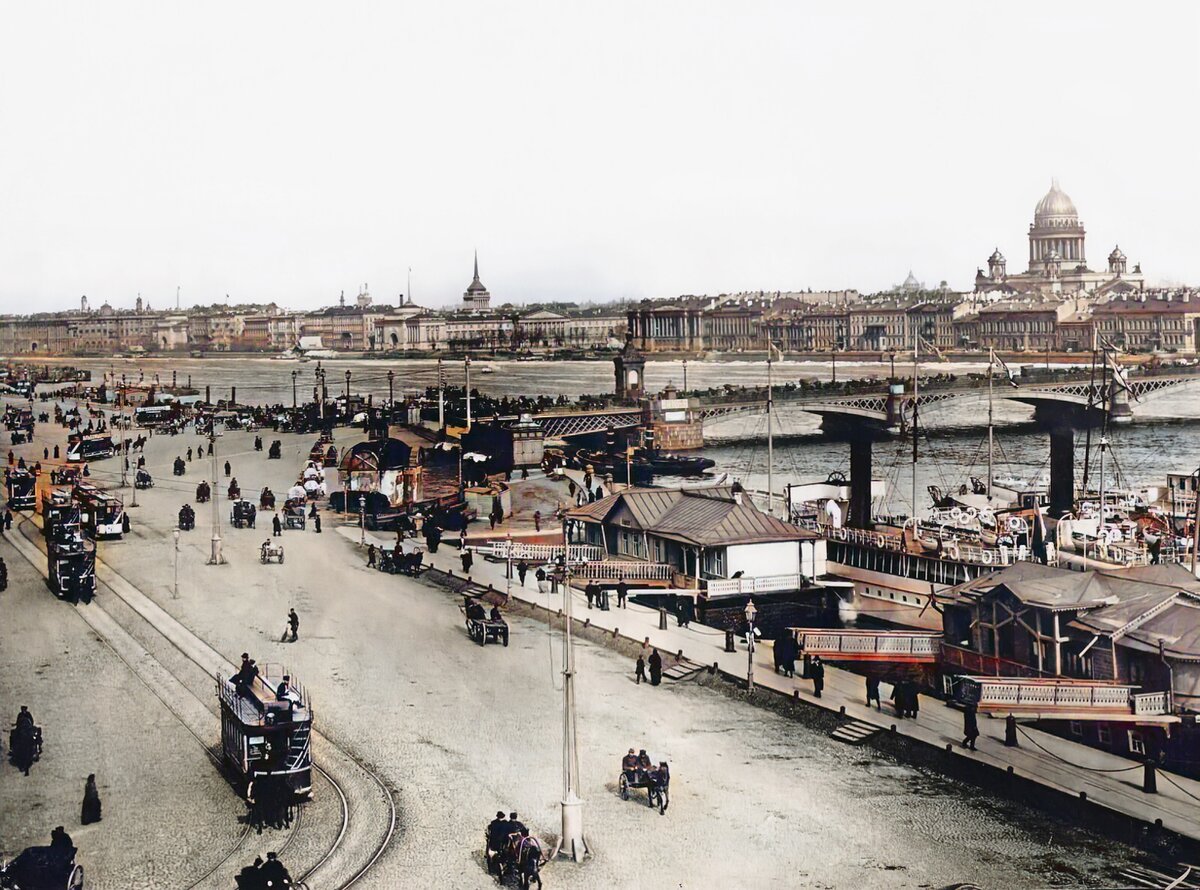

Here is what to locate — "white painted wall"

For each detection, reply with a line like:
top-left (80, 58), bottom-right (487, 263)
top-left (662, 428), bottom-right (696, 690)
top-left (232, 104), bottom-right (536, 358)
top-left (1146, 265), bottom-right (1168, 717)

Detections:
top-left (725, 541), bottom-right (799, 579)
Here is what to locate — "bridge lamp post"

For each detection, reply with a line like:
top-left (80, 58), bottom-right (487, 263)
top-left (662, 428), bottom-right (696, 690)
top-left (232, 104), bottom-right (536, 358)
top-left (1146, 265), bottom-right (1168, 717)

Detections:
top-left (745, 598), bottom-right (758, 692)
top-left (551, 529), bottom-right (589, 863)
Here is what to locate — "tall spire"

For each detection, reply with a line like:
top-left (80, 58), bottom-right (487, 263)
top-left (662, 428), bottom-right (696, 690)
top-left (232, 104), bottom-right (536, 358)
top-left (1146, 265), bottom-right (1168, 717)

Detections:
top-left (473, 250), bottom-right (480, 284)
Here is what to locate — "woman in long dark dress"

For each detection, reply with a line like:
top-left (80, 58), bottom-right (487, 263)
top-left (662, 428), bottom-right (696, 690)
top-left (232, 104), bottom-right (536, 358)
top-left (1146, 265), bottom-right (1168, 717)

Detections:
top-left (81, 773), bottom-right (102, 824)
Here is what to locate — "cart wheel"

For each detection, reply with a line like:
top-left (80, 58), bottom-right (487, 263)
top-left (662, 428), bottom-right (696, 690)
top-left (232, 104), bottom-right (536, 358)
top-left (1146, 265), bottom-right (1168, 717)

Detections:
top-left (619, 774), bottom-right (629, 800)
top-left (68, 864), bottom-right (84, 890)
top-left (279, 552), bottom-right (284, 564)
top-left (660, 787), bottom-right (668, 814)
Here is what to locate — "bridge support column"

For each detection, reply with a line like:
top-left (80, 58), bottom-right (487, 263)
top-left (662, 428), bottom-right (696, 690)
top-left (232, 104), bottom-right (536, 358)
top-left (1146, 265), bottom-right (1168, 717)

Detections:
top-left (849, 437), bottom-right (873, 529)
top-left (1048, 424), bottom-right (1074, 518)
top-left (1109, 386), bottom-right (1134, 425)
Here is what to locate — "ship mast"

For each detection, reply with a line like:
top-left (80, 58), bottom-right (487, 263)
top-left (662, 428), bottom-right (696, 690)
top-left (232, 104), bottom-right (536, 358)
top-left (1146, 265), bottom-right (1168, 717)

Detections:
top-left (766, 344), bottom-right (774, 515)
top-left (911, 338), bottom-right (919, 519)
top-left (987, 347), bottom-right (994, 495)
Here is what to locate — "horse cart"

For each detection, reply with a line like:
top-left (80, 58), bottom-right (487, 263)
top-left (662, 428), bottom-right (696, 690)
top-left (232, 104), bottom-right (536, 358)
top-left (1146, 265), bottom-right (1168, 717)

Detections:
top-left (178, 505), bottom-right (196, 531)
top-left (462, 597), bottom-right (509, 646)
top-left (282, 499), bottom-right (306, 530)
top-left (230, 500), bottom-right (257, 529)
top-left (133, 469), bottom-right (153, 490)
top-left (619, 756), bottom-right (670, 814)
top-left (0, 844), bottom-right (84, 890)
top-left (260, 540), bottom-right (284, 565)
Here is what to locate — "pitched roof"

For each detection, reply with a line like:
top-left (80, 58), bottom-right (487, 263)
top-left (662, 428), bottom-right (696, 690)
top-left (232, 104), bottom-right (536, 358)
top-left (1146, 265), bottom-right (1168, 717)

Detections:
top-left (568, 487), bottom-right (810, 547)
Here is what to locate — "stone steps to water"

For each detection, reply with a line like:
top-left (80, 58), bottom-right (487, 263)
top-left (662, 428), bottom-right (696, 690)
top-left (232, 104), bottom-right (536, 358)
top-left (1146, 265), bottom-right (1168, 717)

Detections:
top-left (830, 719), bottom-right (882, 745)
top-left (662, 659), bottom-right (705, 682)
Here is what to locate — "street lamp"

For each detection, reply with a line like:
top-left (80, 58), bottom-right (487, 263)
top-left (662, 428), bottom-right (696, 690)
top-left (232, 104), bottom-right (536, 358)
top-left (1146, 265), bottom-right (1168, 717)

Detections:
top-left (291, 370), bottom-right (298, 409)
top-left (345, 369), bottom-right (352, 402)
top-left (682, 359), bottom-right (688, 393)
top-left (387, 370), bottom-right (395, 414)
top-left (744, 598), bottom-right (758, 691)
top-left (173, 528), bottom-right (180, 597)
top-left (206, 427), bottom-right (225, 565)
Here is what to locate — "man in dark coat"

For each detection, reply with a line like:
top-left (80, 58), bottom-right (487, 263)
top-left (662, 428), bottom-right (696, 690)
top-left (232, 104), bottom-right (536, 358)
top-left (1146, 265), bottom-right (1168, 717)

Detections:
top-left (367, 544), bottom-right (376, 568)
top-left (962, 703), bottom-right (979, 750)
top-left (486, 811), bottom-right (510, 873)
top-left (648, 648), bottom-right (663, 686)
top-left (287, 608), bottom-right (299, 642)
top-left (616, 579), bottom-right (628, 608)
top-left (272, 513), bottom-right (282, 536)
top-left (866, 676), bottom-right (881, 709)
top-left (585, 580), bottom-right (597, 609)
top-left (635, 654), bottom-right (647, 684)
top-left (810, 655), bottom-right (825, 698)
top-left (461, 548), bottom-right (473, 574)
top-left (313, 512), bottom-right (321, 533)
top-left (1004, 713), bottom-right (1019, 747)
top-left (81, 774), bottom-right (102, 824)
top-left (516, 560), bottom-right (529, 586)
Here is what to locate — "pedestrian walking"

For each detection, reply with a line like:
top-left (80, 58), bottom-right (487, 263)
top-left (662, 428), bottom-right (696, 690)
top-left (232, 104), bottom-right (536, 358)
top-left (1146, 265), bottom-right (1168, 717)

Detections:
top-left (810, 655), bottom-right (825, 698)
top-left (461, 548), bottom-right (473, 574)
top-left (187, 447), bottom-right (193, 461)
top-left (866, 676), bottom-right (881, 709)
top-left (962, 702), bottom-right (979, 750)
top-left (635, 654), bottom-right (647, 685)
top-left (648, 648), bottom-right (663, 686)
top-left (5, 509), bottom-right (12, 531)
top-left (53, 444), bottom-right (59, 459)
top-left (43, 447), bottom-right (48, 460)
top-left (533, 510), bottom-right (541, 532)
top-left (367, 544), bottom-right (377, 568)
top-left (286, 608), bottom-right (299, 642)
top-left (516, 560), bottom-right (528, 586)
top-left (459, 529), bottom-right (468, 551)
top-left (313, 512), bottom-right (322, 533)
top-left (273, 513), bottom-right (282, 536)
top-left (616, 578), bottom-right (628, 608)
top-left (535, 566), bottom-right (547, 593)
top-left (81, 774), bottom-right (102, 825)
top-left (224, 460), bottom-right (231, 477)
top-left (585, 581), bottom-right (596, 609)
top-left (489, 511), bottom-right (497, 531)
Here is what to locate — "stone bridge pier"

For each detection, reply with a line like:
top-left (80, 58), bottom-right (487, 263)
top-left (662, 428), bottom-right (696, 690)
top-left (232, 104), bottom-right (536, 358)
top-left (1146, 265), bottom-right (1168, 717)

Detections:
top-left (1031, 401), bottom-right (1108, 517)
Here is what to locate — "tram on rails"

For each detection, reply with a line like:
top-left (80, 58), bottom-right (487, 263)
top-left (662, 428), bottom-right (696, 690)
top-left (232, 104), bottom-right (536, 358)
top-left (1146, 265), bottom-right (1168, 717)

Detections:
top-left (42, 490), bottom-right (82, 544)
top-left (73, 484), bottom-right (125, 540)
top-left (65, 434), bottom-right (114, 462)
top-left (5, 467), bottom-right (36, 510)
top-left (216, 664), bottom-right (313, 802)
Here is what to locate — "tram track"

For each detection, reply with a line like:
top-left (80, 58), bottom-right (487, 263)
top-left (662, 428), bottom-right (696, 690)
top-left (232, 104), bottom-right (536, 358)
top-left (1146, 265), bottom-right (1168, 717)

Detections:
top-left (8, 516), bottom-right (396, 889)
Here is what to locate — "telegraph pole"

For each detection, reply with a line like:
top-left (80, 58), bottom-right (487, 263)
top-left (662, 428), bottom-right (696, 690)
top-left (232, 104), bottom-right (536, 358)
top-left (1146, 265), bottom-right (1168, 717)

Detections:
top-left (552, 519), bottom-right (588, 863)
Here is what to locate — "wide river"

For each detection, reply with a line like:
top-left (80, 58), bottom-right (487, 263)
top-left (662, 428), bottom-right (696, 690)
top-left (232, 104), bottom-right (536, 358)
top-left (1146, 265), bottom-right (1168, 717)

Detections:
top-left (60, 355), bottom-right (1200, 514)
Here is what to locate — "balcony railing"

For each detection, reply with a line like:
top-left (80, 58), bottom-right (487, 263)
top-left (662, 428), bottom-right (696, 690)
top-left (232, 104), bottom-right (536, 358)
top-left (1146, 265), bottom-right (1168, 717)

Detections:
top-left (477, 541), bottom-right (603, 563)
top-left (573, 560), bottom-right (674, 580)
top-left (705, 573), bottom-right (806, 597)
top-left (791, 628), bottom-right (941, 661)
top-left (957, 675), bottom-right (1149, 713)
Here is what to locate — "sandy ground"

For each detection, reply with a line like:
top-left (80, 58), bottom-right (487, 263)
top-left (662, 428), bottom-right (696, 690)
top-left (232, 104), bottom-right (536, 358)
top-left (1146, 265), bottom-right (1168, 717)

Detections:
top-left (1, 398), bottom-right (1146, 888)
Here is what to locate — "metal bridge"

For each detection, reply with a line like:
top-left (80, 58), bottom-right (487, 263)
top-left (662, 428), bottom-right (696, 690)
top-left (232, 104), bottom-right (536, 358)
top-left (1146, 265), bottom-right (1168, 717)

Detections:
top-left (523, 367), bottom-right (1200, 439)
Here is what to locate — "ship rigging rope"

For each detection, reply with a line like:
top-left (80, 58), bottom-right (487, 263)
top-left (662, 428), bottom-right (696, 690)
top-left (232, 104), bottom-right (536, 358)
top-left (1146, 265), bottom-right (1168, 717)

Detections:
top-left (1014, 725), bottom-right (1142, 773)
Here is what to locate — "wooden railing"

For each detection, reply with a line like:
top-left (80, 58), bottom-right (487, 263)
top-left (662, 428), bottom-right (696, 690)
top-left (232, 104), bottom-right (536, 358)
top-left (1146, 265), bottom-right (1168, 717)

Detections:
top-left (477, 541), bottom-right (603, 563)
top-left (940, 643), bottom-right (1051, 679)
top-left (791, 628), bottom-right (941, 661)
top-left (573, 560), bottom-right (674, 580)
top-left (958, 675), bottom-right (1145, 713)
top-left (1132, 691), bottom-right (1170, 716)
top-left (705, 573), bottom-right (805, 597)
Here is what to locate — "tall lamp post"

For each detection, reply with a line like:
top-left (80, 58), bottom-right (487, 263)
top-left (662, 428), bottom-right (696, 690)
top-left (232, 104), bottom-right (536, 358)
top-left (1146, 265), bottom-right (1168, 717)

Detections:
top-left (345, 369), bottom-right (352, 403)
top-left (464, 356), bottom-right (472, 431)
top-left (387, 370), bottom-right (395, 416)
top-left (745, 598), bottom-right (758, 692)
top-left (206, 426), bottom-right (225, 565)
top-left (551, 525), bottom-right (588, 863)
top-left (291, 370), bottom-right (298, 409)
top-left (173, 528), bottom-right (180, 597)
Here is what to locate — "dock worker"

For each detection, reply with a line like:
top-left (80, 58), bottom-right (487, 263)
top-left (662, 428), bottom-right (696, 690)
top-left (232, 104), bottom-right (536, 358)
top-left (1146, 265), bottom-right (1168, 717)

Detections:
top-left (616, 578), bottom-right (628, 608)
top-left (585, 580), bottom-right (598, 609)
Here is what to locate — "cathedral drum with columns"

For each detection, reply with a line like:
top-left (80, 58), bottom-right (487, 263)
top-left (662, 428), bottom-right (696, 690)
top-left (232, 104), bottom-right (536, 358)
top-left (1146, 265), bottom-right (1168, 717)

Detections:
top-left (975, 181), bottom-right (1143, 297)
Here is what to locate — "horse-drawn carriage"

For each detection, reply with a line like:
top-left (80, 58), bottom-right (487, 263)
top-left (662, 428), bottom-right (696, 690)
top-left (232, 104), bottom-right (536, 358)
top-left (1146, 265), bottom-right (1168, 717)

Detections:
top-left (259, 488), bottom-right (276, 510)
top-left (282, 498), bottom-right (306, 530)
top-left (231, 500), bottom-right (257, 529)
top-left (486, 830), bottom-right (543, 890)
top-left (378, 548), bottom-right (425, 576)
top-left (10, 429), bottom-right (30, 445)
top-left (172, 457), bottom-right (186, 476)
top-left (8, 721), bottom-right (43, 776)
top-left (178, 505), bottom-right (196, 531)
top-left (0, 843), bottom-right (84, 890)
top-left (195, 481), bottom-right (211, 503)
top-left (619, 752), bottom-right (670, 814)
top-left (267, 440), bottom-right (282, 460)
top-left (462, 597), bottom-right (509, 646)
top-left (260, 540), bottom-right (284, 565)
top-left (133, 469), bottom-right (153, 490)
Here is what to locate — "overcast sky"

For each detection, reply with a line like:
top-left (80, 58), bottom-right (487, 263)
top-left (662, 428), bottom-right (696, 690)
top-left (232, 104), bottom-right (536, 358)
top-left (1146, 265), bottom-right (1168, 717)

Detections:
top-left (2, 3), bottom-right (1197, 313)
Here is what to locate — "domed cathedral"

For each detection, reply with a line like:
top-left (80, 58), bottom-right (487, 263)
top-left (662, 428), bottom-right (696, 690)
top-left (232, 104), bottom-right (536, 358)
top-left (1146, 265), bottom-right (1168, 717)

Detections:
top-left (974, 181), bottom-right (1144, 298)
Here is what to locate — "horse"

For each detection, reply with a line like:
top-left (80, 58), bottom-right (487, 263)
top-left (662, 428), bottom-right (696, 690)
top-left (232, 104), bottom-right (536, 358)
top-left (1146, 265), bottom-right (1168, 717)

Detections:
top-left (509, 835), bottom-right (543, 890)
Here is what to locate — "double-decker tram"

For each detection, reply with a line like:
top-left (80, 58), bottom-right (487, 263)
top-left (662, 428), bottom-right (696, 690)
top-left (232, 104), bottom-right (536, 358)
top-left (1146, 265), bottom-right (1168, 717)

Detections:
top-left (217, 663), bottom-right (313, 802)
top-left (44, 496), bottom-right (95, 601)
top-left (5, 467), bottom-right (36, 510)
top-left (73, 483), bottom-right (125, 540)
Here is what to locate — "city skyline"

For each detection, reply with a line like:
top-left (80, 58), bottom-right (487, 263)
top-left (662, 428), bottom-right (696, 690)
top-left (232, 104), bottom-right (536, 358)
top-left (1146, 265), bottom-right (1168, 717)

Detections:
top-left (2, 3), bottom-right (1198, 311)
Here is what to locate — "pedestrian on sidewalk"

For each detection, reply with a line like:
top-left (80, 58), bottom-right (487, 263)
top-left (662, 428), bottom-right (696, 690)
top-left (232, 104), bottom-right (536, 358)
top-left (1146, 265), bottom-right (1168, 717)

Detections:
top-left (273, 513), bottom-right (282, 536)
top-left (585, 581), bottom-right (597, 609)
top-left (810, 655), bottom-right (825, 698)
top-left (224, 460), bottom-right (231, 477)
top-left (489, 510), bottom-right (498, 531)
top-left (286, 608), bottom-right (299, 642)
top-left (516, 560), bottom-right (528, 586)
top-left (616, 578), bottom-right (628, 608)
top-left (1004, 713), bottom-right (1019, 747)
top-left (635, 654), bottom-right (647, 684)
top-left (962, 703), bottom-right (979, 751)
top-left (313, 512), bottom-right (322, 533)
top-left (648, 649), bottom-right (663, 686)
top-left (533, 510), bottom-right (541, 532)
top-left (461, 548), bottom-right (473, 574)
top-left (187, 447), bottom-right (193, 461)
top-left (43, 446), bottom-right (48, 460)
top-left (5, 509), bottom-right (12, 531)
top-left (459, 529), bottom-right (468, 551)
top-left (53, 444), bottom-right (59, 459)
top-left (81, 774), bottom-right (102, 824)
top-left (535, 567), bottom-right (547, 593)
top-left (367, 544), bottom-right (377, 568)
top-left (866, 676), bottom-right (881, 709)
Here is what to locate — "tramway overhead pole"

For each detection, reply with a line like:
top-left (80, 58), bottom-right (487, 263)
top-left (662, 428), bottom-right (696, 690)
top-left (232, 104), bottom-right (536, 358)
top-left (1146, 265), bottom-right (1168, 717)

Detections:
top-left (206, 424), bottom-right (225, 565)
top-left (551, 519), bottom-right (589, 864)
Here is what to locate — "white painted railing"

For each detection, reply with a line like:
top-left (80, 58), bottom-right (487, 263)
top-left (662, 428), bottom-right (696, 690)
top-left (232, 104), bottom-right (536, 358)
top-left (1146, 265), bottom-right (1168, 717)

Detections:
top-left (791, 629), bottom-right (941, 659)
top-left (573, 561), bottom-right (674, 580)
top-left (803, 519), bottom-right (1057, 568)
top-left (1132, 691), bottom-right (1170, 716)
top-left (705, 574), bottom-right (805, 597)
top-left (962, 676), bottom-right (1140, 712)
top-left (477, 541), bottom-right (603, 563)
